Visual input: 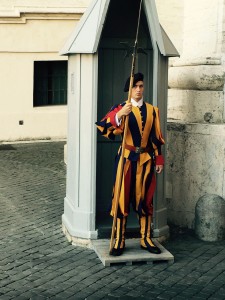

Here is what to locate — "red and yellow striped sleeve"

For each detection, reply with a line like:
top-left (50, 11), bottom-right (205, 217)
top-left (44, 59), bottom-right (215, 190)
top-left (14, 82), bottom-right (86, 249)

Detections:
top-left (95, 104), bottom-right (124, 140)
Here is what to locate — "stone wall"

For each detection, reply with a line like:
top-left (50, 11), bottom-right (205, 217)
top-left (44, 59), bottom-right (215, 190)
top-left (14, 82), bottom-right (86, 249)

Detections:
top-left (157, 0), bottom-right (225, 228)
top-left (167, 123), bottom-right (225, 228)
top-left (156, 0), bottom-right (184, 55)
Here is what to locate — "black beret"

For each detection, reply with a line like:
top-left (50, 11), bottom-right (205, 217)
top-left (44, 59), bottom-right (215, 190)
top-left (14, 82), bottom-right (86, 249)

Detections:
top-left (123, 72), bottom-right (144, 92)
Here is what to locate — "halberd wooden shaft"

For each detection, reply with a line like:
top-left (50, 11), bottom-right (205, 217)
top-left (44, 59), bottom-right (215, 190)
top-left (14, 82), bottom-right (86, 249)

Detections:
top-left (109, 0), bottom-right (143, 254)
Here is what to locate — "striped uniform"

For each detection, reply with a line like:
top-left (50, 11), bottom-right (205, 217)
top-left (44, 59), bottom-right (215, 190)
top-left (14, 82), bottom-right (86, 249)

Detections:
top-left (96, 100), bottom-right (165, 217)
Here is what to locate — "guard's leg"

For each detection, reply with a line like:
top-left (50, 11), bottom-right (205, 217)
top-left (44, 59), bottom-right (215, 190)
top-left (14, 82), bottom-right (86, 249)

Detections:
top-left (110, 216), bottom-right (127, 256)
top-left (139, 215), bottom-right (161, 254)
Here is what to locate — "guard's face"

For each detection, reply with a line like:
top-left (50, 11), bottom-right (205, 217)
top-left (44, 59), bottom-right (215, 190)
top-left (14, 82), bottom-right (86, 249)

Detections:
top-left (131, 81), bottom-right (144, 101)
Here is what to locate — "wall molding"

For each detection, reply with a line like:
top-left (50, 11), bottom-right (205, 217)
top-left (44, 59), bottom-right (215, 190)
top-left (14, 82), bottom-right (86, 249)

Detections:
top-left (0, 12), bottom-right (83, 24)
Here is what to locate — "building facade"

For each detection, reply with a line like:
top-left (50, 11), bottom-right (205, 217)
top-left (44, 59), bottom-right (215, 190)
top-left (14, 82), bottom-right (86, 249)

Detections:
top-left (0, 0), bottom-right (90, 141)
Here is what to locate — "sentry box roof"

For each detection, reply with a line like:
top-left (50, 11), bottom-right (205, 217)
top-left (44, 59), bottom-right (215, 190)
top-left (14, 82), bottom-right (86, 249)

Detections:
top-left (60, 0), bottom-right (179, 57)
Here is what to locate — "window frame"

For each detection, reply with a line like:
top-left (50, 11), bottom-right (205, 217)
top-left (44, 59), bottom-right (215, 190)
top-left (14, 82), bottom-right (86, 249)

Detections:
top-left (33, 60), bottom-right (68, 107)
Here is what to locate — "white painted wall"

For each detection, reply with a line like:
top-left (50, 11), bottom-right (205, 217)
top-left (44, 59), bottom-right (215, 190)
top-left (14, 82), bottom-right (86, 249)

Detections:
top-left (0, 0), bottom-right (91, 141)
top-left (0, 0), bottom-right (91, 13)
top-left (0, 53), bottom-right (68, 141)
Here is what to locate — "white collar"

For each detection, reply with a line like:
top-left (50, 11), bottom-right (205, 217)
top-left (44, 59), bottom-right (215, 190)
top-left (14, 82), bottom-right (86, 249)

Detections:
top-left (131, 98), bottom-right (143, 107)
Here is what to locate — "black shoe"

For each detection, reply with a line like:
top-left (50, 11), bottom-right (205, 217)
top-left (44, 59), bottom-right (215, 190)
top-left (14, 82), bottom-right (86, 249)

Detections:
top-left (110, 246), bottom-right (125, 256)
top-left (141, 239), bottom-right (161, 254)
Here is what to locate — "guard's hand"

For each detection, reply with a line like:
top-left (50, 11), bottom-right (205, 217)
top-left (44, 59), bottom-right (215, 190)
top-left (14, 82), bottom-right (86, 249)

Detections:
top-left (156, 165), bottom-right (163, 174)
top-left (117, 103), bottom-right (132, 119)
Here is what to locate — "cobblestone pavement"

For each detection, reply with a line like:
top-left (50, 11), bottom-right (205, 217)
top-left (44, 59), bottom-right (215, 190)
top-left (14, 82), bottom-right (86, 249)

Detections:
top-left (0, 141), bottom-right (225, 300)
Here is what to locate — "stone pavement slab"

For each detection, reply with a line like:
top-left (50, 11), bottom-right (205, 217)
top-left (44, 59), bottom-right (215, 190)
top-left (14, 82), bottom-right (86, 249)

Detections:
top-left (0, 141), bottom-right (225, 300)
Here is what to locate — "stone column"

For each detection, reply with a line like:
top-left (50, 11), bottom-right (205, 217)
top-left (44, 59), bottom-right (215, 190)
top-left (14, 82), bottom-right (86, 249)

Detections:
top-left (62, 54), bottom-right (98, 245)
top-left (166, 0), bottom-right (225, 228)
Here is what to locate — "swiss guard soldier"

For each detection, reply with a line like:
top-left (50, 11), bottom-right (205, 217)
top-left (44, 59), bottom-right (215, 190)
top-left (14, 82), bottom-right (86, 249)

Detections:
top-left (96, 72), bottom-right (165, 256)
